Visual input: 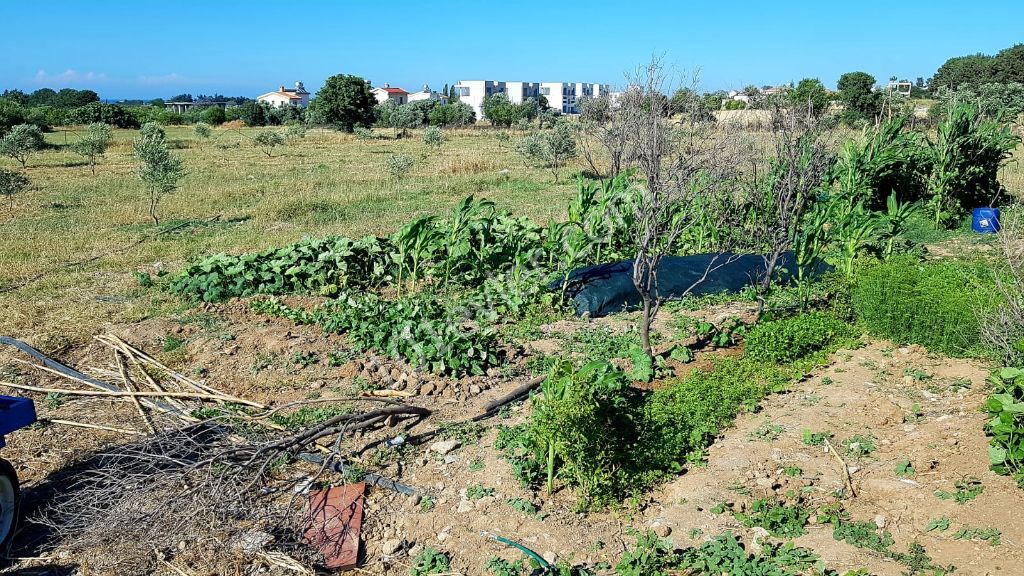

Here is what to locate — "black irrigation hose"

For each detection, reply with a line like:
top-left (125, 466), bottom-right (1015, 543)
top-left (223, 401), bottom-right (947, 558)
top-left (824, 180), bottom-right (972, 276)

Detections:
top-left (0, 336), bottom-right (181, 416)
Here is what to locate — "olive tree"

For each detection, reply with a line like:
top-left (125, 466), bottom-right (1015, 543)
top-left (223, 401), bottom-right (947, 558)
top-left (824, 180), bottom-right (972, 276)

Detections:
top-left (252, 129), bottom-right (285, 157)
top-left (134, 132), bottom-right (184, 224)
top-left (0, 167), bottom-right (29, 210)
top-left (72, 122), bottom-right (113, 175)
top-left (194, 122), bottom-right (212, 139)
top-left (578, 93), bottom-right (632, 179)
top-left (515, 120), bottom-right (577, 182)
top-left (423, 125), bottom-right (444, 149)
top-left (0, 123), bottom-right (45, 167)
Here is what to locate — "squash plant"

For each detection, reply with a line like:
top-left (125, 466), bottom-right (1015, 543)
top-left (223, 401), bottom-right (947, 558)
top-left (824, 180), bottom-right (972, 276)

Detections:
top-left (985, 367), bottom-right (1024, 487)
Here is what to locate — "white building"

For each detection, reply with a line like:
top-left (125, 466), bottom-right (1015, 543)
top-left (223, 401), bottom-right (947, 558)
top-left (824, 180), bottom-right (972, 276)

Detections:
top-left (454, 79), bottom-right (609, 120)
top-left (452, 80), bottom-right (506, 120)
top-left (371, 84), bottom-right (409, 105)
top-left (505, 81), bottom-right (540, 105)
top-left (541, 82), bottom-right (579, 114)
top-left (407, 84), bottom-right (448, 104)
top-left (257, 81), bottom-right (310, 108)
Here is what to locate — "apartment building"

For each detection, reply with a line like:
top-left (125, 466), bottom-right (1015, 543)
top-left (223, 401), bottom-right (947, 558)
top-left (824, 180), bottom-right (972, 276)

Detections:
top-left (455, 79), bottom-right (609, 120)
top-left (505, 81), bottom-right (540, 105)
top-left (452, 80), bottom-right (506, 120)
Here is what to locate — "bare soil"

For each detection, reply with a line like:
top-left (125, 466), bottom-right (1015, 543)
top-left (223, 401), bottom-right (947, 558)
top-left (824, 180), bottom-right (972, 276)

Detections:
top-left (2, 305), bottom-right (1022, 576)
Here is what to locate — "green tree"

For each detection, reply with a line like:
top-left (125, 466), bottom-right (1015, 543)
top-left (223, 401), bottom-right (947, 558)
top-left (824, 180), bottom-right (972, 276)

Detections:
top-left (71, 122), bottom-right (113, 175)
top-left (0, 167), bottom-right (29, 210)
top-left (201, 105), bottom-right (226, 125)
top-left (993, 44), bottom-right (1024, 84)
top-left (516, 119), bottom-right (577, 182)
top-left (193, 122), bottom-right (212, 139)
top-left (139, 121), bottom-right (166, 140)
top-left (932, 54), bottom-right (995, 90)
top-left (428, 102), bottom-right (476, 127)
top-left (252, 129), bottom-right (285, 157)
top-left (482, 93), bottom-right (515, 126)
top-left (837, 71), bottom-right (880, 125)
top-left (134, 132), bottom-right (184, 224)
top-left (307, 74), bottom-right (376, 132)
top-left (0, 123), bottom-right (45, 167)
top-left (789, 78), bottom-right (831, 116)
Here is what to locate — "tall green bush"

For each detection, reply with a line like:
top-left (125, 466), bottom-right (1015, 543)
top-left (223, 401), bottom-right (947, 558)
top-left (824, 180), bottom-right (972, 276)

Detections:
top-left (851, 257), bottom-right (1000, 356)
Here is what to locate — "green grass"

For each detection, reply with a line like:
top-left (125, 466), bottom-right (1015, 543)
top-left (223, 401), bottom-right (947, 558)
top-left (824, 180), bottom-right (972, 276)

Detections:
top-left (0, 125), bottom-right (578, 342)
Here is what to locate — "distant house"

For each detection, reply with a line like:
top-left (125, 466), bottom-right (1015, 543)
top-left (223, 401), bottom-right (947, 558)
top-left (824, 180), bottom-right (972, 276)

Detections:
top-left (257, 81), bottom-right (310, 108)
top-left (371, 84), bottom-right (409, 105)
top-left (407, 84), bottom-right (448, 104)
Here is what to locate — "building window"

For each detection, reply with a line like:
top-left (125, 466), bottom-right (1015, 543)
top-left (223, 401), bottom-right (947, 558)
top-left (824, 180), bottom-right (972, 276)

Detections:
top-left (457, 87), bottom-right (470, 97)
top-left (540, 87), bottom-right (550, 96)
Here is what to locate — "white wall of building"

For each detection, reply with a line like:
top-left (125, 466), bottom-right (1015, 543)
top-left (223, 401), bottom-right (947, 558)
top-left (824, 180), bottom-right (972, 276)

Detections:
top-left (453, 80), bottom-right (506, 121)
top-left (505, 81), bottom-right (540, 105)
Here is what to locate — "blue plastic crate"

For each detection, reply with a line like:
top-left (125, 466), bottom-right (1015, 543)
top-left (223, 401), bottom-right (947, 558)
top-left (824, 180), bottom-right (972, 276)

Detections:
top-left (0, 395), bottom-right (37, 448)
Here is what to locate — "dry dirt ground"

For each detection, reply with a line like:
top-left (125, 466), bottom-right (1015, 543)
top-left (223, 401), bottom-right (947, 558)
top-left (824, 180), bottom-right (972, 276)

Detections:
top-left (1, 304), bottom-right (1021, 575)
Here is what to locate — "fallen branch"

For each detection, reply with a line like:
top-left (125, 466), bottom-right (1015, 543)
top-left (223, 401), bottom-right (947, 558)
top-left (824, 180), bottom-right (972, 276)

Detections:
top-left (479, 375), bottom-right (545, 416)
top-left (45, 419), bottom-right (143, 435)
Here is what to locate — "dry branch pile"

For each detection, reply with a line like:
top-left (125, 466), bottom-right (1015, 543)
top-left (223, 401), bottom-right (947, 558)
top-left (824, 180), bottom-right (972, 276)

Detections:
top-left (0, 334), bottom-right (430, 574)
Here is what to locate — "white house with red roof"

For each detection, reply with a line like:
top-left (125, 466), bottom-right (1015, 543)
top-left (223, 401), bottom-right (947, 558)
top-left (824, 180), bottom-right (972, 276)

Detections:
top-left (371, 84), bottom-right (409, 105)
top-left (257, 81), bottom-right (310, 108)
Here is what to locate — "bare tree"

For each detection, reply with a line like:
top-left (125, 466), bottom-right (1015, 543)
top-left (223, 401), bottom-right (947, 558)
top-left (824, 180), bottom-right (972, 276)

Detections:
top-left (981, 211), bottom-right (1024, 365)
top-left (578, 94), bottom-right (633, 179)
top-left (749, 103), bottom-right (835, 316)
top-left (622, 58), bottom-right (744, 357)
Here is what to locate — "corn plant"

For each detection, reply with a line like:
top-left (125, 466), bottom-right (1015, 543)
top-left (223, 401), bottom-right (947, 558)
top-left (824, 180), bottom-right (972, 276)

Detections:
top-left (831, 197), bottom-right (878, 277)
top-left (927, 104), bottom-right (1020, 228)
top-left (879, 192), bottom-right (916, 259)
top-left (392, 215), bottom-right (442, 295)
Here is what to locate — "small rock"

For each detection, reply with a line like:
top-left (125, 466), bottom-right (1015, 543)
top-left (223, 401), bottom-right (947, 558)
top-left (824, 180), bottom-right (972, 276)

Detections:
top-left (390, 368), bottom-right (402, 380)
top-left (409, 494), bottom-right (422, 506)
top-left (457, 499), bottom-right (474, 513)
top-left (443, 454), bottom-right (458, 465)
top-left (848, 466), bottom-right (860, 474)
top-left (382, 538), bottom-right (403, 555)
top-left (437, 526), bottom-right (452, 542)
top-left (469, 384), bottom-right (482, 396)
top-left (430, 439), bottom-right (460, 455)
top-left (874, 515), bottom-right (887, 529)
top-left (231, 530), bottom-right (274, 553)
top-left (408, 544), bottom-right (423, 558)
top-left (420, 383), bottom-right (436, 396)
top-left (749, 527), bottom-right (770, 555)
top-left (653, 524), bottom-right (672, 538)
top-left (475, 495), bottom-right (497, 510)
top-left (542, 551), bottom-right (557, 565)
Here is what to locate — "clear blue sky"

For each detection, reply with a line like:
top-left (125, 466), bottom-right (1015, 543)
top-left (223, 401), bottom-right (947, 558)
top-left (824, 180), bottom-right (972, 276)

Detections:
top-left (2, 0), bottom-right (1022, 100)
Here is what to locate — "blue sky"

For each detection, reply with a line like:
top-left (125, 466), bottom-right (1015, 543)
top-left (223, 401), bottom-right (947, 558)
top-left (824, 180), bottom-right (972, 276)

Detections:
top-left (3, 1), bottom-right (1022, 100)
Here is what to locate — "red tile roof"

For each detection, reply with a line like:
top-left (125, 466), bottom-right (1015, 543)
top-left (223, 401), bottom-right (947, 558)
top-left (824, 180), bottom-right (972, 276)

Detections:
top-left (381, 87), bottom-right (408, 94)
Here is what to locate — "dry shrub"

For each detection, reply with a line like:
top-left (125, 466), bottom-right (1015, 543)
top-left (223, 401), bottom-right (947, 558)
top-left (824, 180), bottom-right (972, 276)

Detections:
top-left (221, 119), bottom-right (245, 130)
top-left (37, 424), bottom-right (318, 575)
top-left (981, 208), bottom-right (1024, 364)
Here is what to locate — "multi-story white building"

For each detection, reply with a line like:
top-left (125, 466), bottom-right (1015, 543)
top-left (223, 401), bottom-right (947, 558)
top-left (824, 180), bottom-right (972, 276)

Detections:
top-left (452, 80), bottom-right (506, 120)
top-left (505, 81), bottom-right (540, 105)
top-left (540, 82), bottom-right (580, 114)
top-left (455, 79), bottom-right (610, 120)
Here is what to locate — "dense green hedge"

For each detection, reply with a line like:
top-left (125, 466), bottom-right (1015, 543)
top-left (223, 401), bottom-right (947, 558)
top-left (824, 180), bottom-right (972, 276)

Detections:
top-left (851, 257), bottom-right (1000, 357)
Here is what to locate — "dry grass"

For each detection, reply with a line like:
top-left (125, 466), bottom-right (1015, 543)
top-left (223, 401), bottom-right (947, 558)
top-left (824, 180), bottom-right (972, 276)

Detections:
top-left (0, 126), bottom-right (579, 344)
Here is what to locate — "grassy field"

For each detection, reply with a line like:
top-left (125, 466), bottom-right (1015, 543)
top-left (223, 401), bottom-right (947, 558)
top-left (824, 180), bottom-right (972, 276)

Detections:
top-left (0, 126), bottom-right (579, 344)
top-left (2, 123), bottom-right (1022, 347)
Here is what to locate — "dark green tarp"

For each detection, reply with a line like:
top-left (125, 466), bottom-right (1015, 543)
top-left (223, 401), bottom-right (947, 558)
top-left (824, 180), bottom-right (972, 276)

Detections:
top-left (557, 252), bottom-right (827, 317)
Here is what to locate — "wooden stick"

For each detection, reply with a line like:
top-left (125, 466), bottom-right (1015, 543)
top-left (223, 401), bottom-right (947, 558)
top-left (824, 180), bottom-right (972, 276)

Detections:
top-left (96, 335), bottom-right (191, 412)
top-left (116, 350), bottom-right (156, 434)
top-left (823, 437), bottom-right (857, 498)
top-left (0, 381), bottom-right (267, 407)
top-left (103, 335), bottom-right (224, 397)
top-left (10, 358), bottom-right (112, 392)
top-left (46, 419), bottom-right (143, 435)
top-left (479, 375), bottom-right (545, 415)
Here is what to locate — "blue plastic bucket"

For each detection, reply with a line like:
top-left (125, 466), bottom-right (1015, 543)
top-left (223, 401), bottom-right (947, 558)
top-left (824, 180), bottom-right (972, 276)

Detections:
top-left (972, 207), bottom-right (1000, 234)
